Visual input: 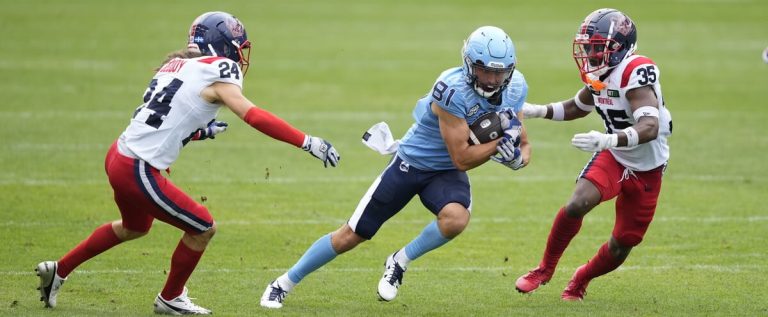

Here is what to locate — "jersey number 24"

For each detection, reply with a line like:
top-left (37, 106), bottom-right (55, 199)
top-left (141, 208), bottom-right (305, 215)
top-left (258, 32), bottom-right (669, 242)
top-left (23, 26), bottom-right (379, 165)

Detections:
top-left (133, 78), bottom-right (184, 129)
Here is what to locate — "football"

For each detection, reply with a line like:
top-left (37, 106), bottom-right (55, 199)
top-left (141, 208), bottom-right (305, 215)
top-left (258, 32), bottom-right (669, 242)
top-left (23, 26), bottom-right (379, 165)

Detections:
top-left (467, 111), bottom-right (504, 144)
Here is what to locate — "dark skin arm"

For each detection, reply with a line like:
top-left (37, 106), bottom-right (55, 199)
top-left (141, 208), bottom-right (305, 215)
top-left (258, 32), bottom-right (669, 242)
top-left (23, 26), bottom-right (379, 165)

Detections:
top-left (542, 86), bottom-right (659, 145)
top-left (540, 88), bottom-right (592, 121)
top-left (620, 85), bottom-right (659, 145)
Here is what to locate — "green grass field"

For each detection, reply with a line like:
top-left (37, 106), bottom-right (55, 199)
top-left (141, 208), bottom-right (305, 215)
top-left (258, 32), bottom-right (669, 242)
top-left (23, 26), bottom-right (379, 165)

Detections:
top-left (2, 0), bottom-right (767, 316)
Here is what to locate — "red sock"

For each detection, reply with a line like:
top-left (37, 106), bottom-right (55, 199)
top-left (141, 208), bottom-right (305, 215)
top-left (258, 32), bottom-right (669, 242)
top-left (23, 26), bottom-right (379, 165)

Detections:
top-left (540, 207), bottom-right (583, 271)
top-left (161, 240), bottom-right (204, 300)
top-left (57, 223), bottom-right (123, 277)
top-left (577, 243), bottom-right (624, 281)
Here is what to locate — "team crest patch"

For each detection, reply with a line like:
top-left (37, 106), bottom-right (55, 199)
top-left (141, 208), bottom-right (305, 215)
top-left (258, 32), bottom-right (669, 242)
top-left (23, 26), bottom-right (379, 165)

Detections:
top-left (607, 89), bottom-right (619, 97)
top-left (468, 104), bottom-right (480, 116)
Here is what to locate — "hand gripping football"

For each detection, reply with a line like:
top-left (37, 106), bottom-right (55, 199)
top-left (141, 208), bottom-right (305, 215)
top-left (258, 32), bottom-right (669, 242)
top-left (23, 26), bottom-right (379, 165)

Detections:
top-left (467, 111), bottom-right (504, 145)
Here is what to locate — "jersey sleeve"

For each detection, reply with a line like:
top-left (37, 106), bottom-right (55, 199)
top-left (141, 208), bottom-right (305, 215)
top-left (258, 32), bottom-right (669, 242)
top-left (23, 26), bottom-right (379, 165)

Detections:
top-left (431, 78), bottom-right (468, 118)
top-left (619, 56), bottom-right (659, 92)
top-left (196, 56), bottom-right (244, 89)
top-left (502, 71), bottom-right (528, 113)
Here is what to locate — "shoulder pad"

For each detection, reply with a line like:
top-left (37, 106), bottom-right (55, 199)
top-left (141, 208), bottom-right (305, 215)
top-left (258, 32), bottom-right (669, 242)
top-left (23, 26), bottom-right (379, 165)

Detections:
top-left (194, 57), bottom-right (243, 88)
top-left (620, 56), bottom-right (658, 89)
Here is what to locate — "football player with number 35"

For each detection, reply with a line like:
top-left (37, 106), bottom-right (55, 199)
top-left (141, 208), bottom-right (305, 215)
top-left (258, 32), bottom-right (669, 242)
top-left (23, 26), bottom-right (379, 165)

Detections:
top-left (260, 26), bottom-right (530, 309)
top-left (35, 11), bottom-right (339, 315)
top-left (516, 8), bottom-right (672, 301)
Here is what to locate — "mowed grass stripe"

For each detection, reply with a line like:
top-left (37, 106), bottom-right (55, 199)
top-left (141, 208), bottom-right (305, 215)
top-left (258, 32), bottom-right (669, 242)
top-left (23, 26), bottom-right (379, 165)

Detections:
top-left (2, 214), bottom-right (766, 228)
top-left (3, 264), bottom-right (766, 276)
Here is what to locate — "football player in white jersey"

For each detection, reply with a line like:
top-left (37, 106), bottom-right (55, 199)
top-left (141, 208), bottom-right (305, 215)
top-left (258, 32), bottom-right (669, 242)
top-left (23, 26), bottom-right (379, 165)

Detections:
top-left (35, 11), bottom-right (339, 315)
top-left (515, 8), bottom-right (672, 301)
top-left (259, 26), bottom-right (530, 308)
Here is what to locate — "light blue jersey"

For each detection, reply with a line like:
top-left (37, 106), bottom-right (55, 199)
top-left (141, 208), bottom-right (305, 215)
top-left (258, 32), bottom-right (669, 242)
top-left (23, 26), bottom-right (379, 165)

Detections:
top-left (397, 67), bottom-right (528, 170)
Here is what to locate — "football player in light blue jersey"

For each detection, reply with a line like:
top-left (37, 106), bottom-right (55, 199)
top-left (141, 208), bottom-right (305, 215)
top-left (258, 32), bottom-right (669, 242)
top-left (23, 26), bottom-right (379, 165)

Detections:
top-left (260, 26), bottom-right (531, 308)
top-left (398, 64), bottom-right (528, 170)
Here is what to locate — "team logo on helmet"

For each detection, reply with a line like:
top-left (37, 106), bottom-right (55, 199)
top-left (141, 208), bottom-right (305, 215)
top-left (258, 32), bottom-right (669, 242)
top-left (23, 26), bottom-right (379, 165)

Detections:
top-left (186, 11), bottom-right (251, 74)
top-left (613, 16), bottom-right (634, 37)
top-left (227, 19), bottom-right (245, 39)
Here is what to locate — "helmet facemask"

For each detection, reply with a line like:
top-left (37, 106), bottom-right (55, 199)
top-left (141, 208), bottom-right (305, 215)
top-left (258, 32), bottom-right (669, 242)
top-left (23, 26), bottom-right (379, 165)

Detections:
top-left (232, 39), bottom-right (251, 75)
top-left (573, 33), bottom-right (620, 79)
top-left (465, 57), bottom-right (515, 98)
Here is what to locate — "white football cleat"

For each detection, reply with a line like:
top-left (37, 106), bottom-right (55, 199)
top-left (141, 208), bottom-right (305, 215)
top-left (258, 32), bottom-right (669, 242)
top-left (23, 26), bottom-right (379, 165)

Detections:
top-left (260, 280), bottom-right (288, 309)
top-left (36, 261), bottom-right (66, 308)
top-left (377, 253), bottom-right (406, 301)
top-left (153, 287), bottom-right (211, 315)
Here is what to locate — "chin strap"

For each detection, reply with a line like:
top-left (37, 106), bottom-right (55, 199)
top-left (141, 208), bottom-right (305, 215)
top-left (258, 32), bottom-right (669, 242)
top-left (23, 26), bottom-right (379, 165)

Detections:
top-left (474, 85), bottom-right (498, 99)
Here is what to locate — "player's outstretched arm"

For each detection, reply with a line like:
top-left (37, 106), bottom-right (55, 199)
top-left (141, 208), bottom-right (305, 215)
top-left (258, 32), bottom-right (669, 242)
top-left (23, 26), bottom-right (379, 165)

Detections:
top-left (570, 86), bottom-right (660, 152)
top-left (203, 82), bottom-right (340, 167)
top-left (433, 102), bottom-right (497, 171)
top-left (522, 88), bottom-right (593, 121)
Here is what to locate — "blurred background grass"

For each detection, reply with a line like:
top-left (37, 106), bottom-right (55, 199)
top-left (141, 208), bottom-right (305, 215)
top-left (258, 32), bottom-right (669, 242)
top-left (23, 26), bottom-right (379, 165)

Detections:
top-left (1, 0), bottom-right (766, 316)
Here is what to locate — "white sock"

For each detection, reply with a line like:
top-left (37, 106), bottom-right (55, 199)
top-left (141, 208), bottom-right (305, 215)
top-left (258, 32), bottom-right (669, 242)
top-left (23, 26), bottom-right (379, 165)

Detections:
top-left (276, 273), bottom-right (296, 292)
top-left (393, 248), bottom-right (412, 268)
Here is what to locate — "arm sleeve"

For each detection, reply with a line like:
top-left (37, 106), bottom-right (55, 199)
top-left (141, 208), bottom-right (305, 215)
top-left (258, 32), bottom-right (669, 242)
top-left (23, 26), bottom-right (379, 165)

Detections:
top-left (243, 107), bottom-right (306, 148)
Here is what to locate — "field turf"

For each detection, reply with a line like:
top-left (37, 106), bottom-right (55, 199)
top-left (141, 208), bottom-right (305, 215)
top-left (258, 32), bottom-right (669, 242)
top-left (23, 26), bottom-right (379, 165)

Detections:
top-left (1, 0), bottom-right (767, 316)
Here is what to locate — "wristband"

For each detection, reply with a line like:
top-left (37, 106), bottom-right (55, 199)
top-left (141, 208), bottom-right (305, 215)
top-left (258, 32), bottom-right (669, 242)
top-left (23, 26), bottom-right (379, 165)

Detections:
top-left (622, 127), bottom-right (639, 147)
top-left (550, 102), bottom-right (565, 121)
top-left (523, 103), bottom-right (547, 118)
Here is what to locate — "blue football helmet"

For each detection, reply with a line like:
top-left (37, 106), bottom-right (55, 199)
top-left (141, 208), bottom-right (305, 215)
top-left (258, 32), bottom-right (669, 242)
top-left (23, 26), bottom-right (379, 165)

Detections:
top-left (461, 26), bottom-right (516, 98)
top-left (573, 8), bottom-right (637, 83)
top-left (187, 11), bottom-right (251, 73)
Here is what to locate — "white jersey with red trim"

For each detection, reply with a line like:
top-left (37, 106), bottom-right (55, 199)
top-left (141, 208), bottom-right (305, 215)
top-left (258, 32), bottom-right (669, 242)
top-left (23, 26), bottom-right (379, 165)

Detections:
top-left (118, 56), bottom-right (243, 170)
top-left (588, 54), bottom-right (672, 171)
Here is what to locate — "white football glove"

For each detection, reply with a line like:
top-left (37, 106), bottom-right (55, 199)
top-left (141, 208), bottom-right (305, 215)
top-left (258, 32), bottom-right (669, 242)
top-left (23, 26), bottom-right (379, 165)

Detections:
top-left (571, 130), bottom-right (618, 152)
top-left (302, 135), bottom-right (340, 168)
top-left (192, 121), bottom-right (228, 141)
top-left (490, 132), bottom-right (524, 170)
top-left (522, 102), bottom-right (547, 119)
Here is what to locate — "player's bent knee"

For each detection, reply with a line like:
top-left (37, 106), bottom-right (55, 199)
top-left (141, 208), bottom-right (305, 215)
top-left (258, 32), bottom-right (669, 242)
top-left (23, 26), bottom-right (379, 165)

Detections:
top-left (112, 222), bottom-right (148, 241)
top-left (438, 207), bottom-right (470, 238)
top-left (332, 225), bottom-right (366, 253)
top-left (564, 199), bottom-right (594, 217)
top-left (121, 229), bottom-right (148, 241)
top-left (615, 232), bottom-right (643, 247)
top-left (201, 225), bottom-right (217, 240)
